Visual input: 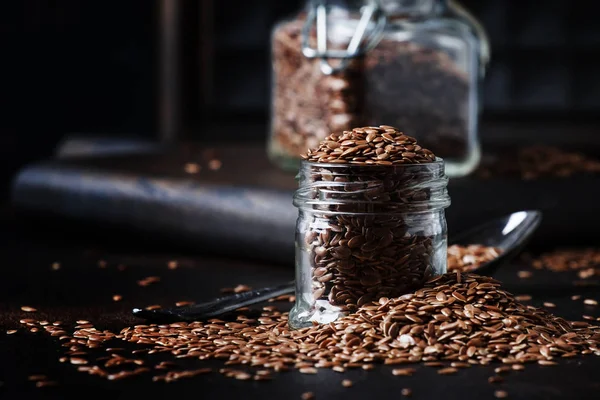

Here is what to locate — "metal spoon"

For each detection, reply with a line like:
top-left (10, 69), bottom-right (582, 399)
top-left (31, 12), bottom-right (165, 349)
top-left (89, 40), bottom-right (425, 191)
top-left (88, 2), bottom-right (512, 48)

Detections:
top-left (133, 210), bottom-right (542, 322)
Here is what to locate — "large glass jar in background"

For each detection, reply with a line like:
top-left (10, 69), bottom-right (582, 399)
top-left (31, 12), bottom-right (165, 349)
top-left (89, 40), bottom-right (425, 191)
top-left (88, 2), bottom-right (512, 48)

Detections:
top-left (268, 0), bottom-right (489, 177)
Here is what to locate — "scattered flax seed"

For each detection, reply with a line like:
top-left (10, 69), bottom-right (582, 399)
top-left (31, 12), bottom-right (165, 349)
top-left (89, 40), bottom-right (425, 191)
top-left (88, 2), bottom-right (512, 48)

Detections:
top-left (401, 388), bottom-right (412, 397)
top-left (36, 381), bottom-right (57, 388)
top-left (488, 376), bottom-right (503, 384)
top-left (233, 372), bottom-right (252, 380)
top-left (108, 368), bottom-right (149, 381)
top-left (392, 368), bottom-right (415, 376)
top-left (584, 299), bottom-right (598, 306)
top-left (515, 295), bottom-right (532, 302)
top-left (511, 364), bottom-right (525, 371)
top-left (208, 159), bottom-right (222, 171)
top-left (175, 301), bottom-right (194, 307)
top-left (21, 306), bottom-right (37, 312)
top-left (583, 315), bottom-right (595, 321)
top-left (28, 375), bottom-right (47, 381)
top-left (76, 320), bottom-right (90, 325)
top-left (167, 260), bottom-right (178, 270)
top-left (572, 295), bottom-right (582, 301)
top-left (579, 268), bottom-right (596, 279)
top-left (107, 272), bottom-right (600, 376)
top-left (137, 276), bottom-right (161, 287)
top-left (184, 163), bottom-right (201, 174)
top-left (70, 358), bottom-right (88, 365)
top-left (51, 262), bottom-right (61, 271)
top-left (531, 249), bottom-right (600, 274)
top-left (145, 305), bottom-right (162, 311)
top-left (29, 272), bottom-right (600, 386)
top-left (424, 362), bottom-right (443, 367)
top-left (450, 362), bottom-right (470, 368)
top-left (6, 330), bottom-right (17, 335)
top-left (494, 366), bottom-right (511, 374)
top-left (301, 392), bottom-right (315, 400)
top-left (269, 294), bottom-right (295, 303)
top-left (517, 270), bottom-right (532, 279)
top-left (112, 295), bottom-right (122, 302)
top-left (494, 390), bottom-right (508, 399)
top-left (233, 284), bottom-right (252, 293)
top-left (437, 367), bottom-right (458, 375)
top-left (573, 280), bottom-right (600, 287)
top-left (543, 302), bottom-right (556, 308)
top-left (538, 360), bottom-right (558, 366)
top-left (341, 379), bottom-right (353, 387)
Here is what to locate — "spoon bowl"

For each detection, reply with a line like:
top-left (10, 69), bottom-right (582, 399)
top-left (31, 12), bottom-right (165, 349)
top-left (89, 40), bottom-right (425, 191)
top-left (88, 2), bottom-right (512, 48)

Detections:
top-left (134, 210), bottom-right (542, 322)
top-left (449, 210), bottom-right (542, 276)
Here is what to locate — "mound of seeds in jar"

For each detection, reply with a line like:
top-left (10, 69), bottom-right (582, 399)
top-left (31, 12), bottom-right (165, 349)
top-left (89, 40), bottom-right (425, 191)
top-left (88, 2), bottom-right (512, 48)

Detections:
top-left (24, 272), bottom-right (600, 384)
top-left (297, 126), bottom-right (446, 314)
top-left (302, 125), bottom-right (435, 165)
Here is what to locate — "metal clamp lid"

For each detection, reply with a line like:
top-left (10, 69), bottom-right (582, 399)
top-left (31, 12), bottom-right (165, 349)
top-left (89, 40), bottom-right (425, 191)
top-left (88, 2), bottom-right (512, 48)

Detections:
top-left (301, 0), bottom-right (387, 75)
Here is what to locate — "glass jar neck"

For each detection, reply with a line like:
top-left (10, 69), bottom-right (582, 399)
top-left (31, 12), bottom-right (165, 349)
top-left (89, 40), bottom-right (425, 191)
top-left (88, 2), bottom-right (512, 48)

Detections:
top-left (293, 160), bottom-right (451, 214)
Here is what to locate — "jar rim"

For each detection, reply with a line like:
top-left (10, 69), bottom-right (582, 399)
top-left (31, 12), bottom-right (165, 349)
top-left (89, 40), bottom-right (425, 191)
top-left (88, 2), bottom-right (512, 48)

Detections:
top-left (293, 205), bottom-right (451, 215)
top-left (300, 157), bottom-right (445, 170)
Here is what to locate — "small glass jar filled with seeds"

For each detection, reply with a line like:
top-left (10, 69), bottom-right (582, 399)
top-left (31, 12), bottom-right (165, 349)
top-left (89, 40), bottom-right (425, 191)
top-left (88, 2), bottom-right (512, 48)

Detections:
top-left (289, 125), bottom-right (451, 329)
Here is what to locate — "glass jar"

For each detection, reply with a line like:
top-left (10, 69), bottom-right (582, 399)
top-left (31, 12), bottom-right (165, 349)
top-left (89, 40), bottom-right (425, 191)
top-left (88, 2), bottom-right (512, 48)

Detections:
top-left (289, 158), bottom-right (451, 329)
top-left (268, 0), bottom-right (488, 177)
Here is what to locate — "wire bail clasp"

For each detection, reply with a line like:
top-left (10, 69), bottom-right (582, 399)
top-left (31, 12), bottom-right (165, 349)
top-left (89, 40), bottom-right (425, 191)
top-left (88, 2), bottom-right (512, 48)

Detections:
top-left (301, 0), bottom-right (387, 75)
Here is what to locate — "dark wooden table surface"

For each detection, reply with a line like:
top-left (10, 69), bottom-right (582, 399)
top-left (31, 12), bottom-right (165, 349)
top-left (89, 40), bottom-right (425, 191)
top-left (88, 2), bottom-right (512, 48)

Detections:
top-left (0, 210), bottom-right (599, 400)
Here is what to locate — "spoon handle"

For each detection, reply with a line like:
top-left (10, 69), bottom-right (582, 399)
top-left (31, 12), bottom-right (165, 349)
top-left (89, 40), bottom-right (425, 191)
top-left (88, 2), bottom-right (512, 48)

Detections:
top-left (133, 281), bottom-right (295, 322)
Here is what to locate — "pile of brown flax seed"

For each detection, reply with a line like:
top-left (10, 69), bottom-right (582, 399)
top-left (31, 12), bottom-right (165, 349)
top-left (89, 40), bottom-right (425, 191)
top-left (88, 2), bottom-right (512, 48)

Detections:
top-left (15, 271), bottom-right (600, 386)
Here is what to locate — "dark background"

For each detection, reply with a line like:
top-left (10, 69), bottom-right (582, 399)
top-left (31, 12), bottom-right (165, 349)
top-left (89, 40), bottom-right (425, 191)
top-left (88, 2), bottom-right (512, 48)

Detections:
top-left (1, 4), bottom-right (600, 397)
top-left (2, 0), bottom-right (600, 191)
